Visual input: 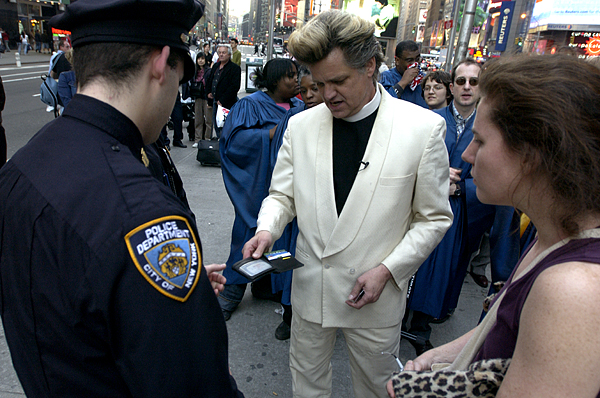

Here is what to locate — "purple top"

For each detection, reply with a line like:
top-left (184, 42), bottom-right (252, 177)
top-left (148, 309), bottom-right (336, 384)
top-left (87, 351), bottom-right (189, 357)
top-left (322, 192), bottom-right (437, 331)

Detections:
top-left (474, 236), bottom-right (600, 396)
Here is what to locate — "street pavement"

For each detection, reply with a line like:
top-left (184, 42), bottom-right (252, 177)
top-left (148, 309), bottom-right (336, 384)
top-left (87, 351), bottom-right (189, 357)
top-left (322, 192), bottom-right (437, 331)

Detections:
top-left (0, 47), bottom-right (491, 397)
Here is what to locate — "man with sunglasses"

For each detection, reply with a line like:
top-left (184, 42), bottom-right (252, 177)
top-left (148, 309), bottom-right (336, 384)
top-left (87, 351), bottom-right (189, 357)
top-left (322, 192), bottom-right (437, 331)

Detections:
top-left (404, 58), bottom-right (495, 356)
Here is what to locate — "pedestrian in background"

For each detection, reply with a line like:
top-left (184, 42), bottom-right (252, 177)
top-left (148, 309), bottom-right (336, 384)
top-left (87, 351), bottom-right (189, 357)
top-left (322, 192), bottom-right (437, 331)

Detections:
top-left (57, 49), bottom-right (76, 108)
top-left (230, 38), bottom-right (241, 67)
top-left (202, 41), bottom-right (213, 67)
top-left (420, 70), bottom-right (452, 110)
top-left (19, 31), bottom-right (28, 55)
top-left (380, 40), bottom-right (428, 108)
top-left (34, 30), bottom-right (41, 52)
top-left (190, 53), bottom-right (212, 145)
top-left (205, 43), bottom-right (241, 139)
top-left (1, 29), bottom-right (9, 52)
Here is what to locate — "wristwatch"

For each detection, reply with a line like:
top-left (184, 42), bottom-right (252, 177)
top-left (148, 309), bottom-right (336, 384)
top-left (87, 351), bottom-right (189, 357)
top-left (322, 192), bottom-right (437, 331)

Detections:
top-left (453, 183), bottom-right (462, 197)
top-left (393, 83), bottom-right (403, 97)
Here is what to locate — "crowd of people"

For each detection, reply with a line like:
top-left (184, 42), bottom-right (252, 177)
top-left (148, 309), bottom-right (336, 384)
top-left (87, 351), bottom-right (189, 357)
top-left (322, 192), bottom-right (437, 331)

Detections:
top-left (1, 1), bottom-right (600, 397)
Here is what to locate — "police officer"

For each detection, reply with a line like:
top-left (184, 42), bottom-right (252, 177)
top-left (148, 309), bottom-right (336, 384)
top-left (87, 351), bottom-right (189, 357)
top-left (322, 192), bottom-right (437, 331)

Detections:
top-left (0, 1), bottom-right (244, 397)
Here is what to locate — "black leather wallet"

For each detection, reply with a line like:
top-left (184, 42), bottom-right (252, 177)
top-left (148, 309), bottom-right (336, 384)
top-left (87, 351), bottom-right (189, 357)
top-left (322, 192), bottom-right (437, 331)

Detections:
top-left (232, 250), bottom-right (304, 281)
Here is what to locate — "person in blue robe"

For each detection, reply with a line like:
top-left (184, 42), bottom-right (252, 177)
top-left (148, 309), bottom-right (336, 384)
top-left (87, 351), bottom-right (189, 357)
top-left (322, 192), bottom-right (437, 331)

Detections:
top-left (379, 40), bottom-right (428, 108)
top-left (405, 103), bottom-right (495, 352)
top-left (219, 58), bottom-right (303, 324)
top-left (380, 66), bottom-right (428, 108)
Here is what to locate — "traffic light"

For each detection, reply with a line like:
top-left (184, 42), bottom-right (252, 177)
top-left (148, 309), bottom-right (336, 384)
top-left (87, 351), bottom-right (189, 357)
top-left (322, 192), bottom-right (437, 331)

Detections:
top-left (515, 37), bottom-right (523, 46)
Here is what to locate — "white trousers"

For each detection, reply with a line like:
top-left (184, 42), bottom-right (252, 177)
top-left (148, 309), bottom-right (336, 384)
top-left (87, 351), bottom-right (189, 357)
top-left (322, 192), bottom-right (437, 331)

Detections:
top-left (290, 312), bottom-right (401, 398)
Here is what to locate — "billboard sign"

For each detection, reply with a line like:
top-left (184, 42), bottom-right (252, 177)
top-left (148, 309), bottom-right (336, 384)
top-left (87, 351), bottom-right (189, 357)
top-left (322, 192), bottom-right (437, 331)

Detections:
top-left (531, 0), bottom-right (600, 29)
top-left (495, 1), bottom-right (515, 51)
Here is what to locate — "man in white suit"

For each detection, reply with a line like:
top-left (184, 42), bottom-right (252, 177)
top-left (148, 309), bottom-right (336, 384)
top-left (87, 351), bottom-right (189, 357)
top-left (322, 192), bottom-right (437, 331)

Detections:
top-left (243, 10), bottom-right (453, 397)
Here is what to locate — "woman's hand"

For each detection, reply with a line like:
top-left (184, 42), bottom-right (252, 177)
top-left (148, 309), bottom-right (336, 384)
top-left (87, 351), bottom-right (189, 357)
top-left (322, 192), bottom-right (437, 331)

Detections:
top-left (204, 263), bottom-right (226, 296)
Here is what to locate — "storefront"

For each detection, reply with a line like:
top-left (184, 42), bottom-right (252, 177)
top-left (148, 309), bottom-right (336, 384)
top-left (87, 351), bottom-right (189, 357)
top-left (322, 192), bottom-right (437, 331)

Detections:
top-left (17, 0), bottom-right (64, 36)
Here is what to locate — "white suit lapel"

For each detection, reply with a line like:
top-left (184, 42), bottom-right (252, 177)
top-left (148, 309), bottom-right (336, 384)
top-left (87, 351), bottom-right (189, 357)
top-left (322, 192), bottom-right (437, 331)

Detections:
top-left (314, 110), bottom-right (338, 246)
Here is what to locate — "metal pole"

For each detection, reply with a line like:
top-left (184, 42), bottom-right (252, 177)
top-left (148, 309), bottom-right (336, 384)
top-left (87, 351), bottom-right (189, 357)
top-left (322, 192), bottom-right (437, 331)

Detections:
top-left (268, 0), bottom-right (276, 60)
top-left (453, 0), bottom-right (477, 68)
top-left (445, 0), bottom-right (461, 71)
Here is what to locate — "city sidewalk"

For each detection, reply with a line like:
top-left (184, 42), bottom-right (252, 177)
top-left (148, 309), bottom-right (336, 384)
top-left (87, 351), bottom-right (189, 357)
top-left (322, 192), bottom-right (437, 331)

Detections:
top-left (0, 49), bottom-right (51, 67)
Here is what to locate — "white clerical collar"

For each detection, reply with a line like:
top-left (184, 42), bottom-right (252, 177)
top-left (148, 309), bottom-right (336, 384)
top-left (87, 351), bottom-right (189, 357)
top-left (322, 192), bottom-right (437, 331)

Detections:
top-left (342, 84), bottom-right (381, 122)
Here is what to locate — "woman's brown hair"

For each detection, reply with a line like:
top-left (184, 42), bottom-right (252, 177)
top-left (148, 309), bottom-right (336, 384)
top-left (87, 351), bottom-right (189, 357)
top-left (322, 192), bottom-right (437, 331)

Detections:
top-left (479, 54), bottom-right (600, 235)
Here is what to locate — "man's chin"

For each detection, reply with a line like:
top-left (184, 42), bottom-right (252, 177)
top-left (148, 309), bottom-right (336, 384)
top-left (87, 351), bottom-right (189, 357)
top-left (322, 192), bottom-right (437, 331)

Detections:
top-left (326, 102), bottom-right (347, 118)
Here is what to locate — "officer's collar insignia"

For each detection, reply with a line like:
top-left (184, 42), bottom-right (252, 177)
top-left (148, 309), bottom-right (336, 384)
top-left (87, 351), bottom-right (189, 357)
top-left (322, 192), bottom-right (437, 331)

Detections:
top-left (125, 216), bottom-right (201, 301)
top-left (141, 148), bottom-right (150, 167)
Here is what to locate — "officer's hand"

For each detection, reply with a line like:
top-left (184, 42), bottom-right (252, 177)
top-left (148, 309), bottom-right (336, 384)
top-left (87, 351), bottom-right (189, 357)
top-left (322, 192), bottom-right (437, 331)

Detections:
top-left (345, 264), bottom-right (392, 309)
top-left (242, 231), bottom-right (273, 259)
top-left (205, 263), bottom-right (226, 296)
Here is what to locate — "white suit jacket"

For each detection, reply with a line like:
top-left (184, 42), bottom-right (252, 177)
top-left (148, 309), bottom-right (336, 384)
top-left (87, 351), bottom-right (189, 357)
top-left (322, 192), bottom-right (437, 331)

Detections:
top-left (257, 84), bottom-right (453, 328)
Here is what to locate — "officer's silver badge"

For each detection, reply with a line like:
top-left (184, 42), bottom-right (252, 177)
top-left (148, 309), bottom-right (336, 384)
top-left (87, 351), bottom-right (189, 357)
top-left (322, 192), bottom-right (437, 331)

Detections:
top-left (125, 216), bottom-right (201, 301)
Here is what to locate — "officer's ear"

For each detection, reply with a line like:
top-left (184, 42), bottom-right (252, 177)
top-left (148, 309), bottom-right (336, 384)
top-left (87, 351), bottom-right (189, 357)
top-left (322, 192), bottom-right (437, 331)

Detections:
top-left (149, 46), bottom-right (171, 85)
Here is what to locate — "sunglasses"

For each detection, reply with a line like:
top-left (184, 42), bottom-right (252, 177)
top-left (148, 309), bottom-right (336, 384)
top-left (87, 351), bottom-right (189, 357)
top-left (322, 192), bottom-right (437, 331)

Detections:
top-left (455, 77), bottom-right (479, 86)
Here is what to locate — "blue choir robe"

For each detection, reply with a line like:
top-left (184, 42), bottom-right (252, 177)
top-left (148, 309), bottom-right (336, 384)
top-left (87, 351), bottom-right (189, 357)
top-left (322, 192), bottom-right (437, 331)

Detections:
top-left (408, 105), bottom-right (495, 318)
top-left (379, 68), bottom-right (428, 108)
top-left (220, 90), bottom-right (303, 287)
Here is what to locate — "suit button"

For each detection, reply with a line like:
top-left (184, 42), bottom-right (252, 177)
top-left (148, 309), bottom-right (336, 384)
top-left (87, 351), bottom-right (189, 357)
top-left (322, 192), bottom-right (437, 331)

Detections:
top-left (349, 268), bottom-right (355, 274)
top-left (324, 264), bottom-right (330, 269)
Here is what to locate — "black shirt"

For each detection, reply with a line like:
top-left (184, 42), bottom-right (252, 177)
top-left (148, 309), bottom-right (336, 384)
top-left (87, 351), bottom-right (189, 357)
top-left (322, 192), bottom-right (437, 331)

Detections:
top-left (0, 95), bottom-right (241, 397)
top-left (332, 109), bottom-right (379, 214)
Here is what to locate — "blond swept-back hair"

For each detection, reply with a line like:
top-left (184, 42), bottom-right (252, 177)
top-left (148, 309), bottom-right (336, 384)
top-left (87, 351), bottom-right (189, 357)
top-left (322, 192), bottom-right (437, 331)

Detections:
top-left (288, 10), bottom-right (384, 82)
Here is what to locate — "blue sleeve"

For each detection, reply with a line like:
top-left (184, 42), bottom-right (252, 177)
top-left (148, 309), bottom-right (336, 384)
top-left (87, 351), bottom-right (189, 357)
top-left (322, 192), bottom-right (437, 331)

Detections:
top-left (57, 71), bottom-right (75, 108)
top-left (379, 70), bottom-right (399, 97)
top-left (401, 86), bottom-right (429, 108)
top-left (269, 104), bottom-right (304, 183)
top-left (220, 95), bottom-right (286, 229)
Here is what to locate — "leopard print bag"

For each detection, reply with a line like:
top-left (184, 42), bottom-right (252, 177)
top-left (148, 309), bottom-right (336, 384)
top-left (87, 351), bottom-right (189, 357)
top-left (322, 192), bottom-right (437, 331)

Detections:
top-left (390, 358), bottom-right (511, 397)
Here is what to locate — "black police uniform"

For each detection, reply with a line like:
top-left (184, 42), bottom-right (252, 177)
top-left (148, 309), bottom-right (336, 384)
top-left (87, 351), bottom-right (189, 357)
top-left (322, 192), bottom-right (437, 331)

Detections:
top-left (0, 94), bottom-right (242, 397)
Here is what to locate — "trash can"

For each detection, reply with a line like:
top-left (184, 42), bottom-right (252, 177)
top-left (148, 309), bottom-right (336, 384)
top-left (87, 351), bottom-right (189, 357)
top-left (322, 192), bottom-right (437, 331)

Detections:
top-left (245, 57), bottom-right (263, 93)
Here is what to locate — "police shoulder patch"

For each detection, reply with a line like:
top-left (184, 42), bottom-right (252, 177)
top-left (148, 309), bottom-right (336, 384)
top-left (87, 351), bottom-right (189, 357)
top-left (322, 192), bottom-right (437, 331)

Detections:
top-left (125, 216), bottom-right (202, 302)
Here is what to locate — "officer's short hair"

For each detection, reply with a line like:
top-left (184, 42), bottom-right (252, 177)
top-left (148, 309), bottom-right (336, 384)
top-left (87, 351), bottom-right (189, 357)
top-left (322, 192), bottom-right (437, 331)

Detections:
top-left (74, 43), bottom-right (186, 91)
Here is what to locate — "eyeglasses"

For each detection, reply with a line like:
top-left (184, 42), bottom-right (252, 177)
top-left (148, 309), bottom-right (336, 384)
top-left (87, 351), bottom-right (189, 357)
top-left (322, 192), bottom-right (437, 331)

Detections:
top-left (455, 76), bottom-right (479, 86)
top-left (424, 84), bottom-right (445, 92)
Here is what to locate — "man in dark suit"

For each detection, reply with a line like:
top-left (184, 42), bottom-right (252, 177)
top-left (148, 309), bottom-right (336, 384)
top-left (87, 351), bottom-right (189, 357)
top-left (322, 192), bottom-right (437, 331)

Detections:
top-left (205, 43), bottom-right (241, 138)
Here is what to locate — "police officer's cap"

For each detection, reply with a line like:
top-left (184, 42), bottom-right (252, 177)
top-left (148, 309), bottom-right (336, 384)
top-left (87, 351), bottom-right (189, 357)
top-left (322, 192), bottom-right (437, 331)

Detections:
top-left (50, 0), bottom-right (204, 83)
